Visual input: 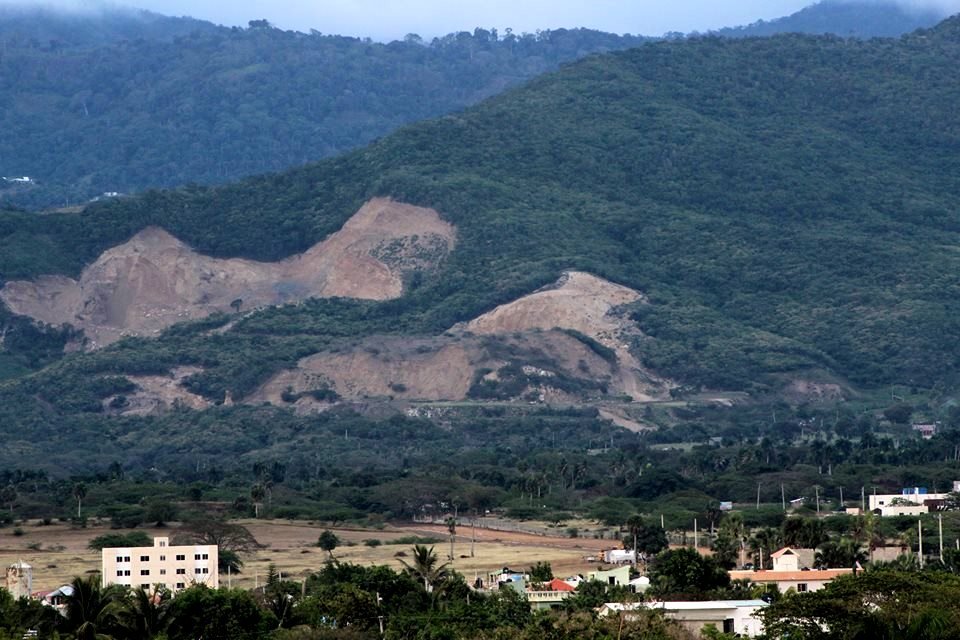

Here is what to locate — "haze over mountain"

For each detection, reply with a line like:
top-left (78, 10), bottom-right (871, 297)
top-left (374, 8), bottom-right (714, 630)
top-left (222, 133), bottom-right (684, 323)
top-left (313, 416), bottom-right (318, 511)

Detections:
top-left (0, 0), bottom-right (948, 209)
top-left (1, 13), bottom-right (960, 470)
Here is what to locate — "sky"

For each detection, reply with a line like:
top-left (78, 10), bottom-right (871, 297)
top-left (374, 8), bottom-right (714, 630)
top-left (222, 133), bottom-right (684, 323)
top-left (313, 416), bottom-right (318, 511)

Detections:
top-left (2, 0), bottom-right (959, 40)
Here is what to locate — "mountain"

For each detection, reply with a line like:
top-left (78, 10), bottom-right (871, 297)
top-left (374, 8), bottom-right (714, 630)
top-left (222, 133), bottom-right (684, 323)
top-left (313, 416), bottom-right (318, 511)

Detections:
top-left (0, 11), bottom-right (647, 210)
top-left (0, 2), bottom-right (945, 211)
top-left (1, 15), bottom-right (960, 471)
top-left (0, 5), bottom-right (218, 46)
top-left (717, 0), bottom-right (946, 38)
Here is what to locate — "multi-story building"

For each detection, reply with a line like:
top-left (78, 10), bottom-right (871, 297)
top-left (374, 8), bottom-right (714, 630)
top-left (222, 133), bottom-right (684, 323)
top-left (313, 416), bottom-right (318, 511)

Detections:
top-left (101, 536), bottom-right (218, 592)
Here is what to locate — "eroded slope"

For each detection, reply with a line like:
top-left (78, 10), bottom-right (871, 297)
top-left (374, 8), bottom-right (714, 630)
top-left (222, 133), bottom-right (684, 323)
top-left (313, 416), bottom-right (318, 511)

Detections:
top-left (0, 198), bottom-right (455, 347)
top-left (251, 271), bottom-right (671, 408)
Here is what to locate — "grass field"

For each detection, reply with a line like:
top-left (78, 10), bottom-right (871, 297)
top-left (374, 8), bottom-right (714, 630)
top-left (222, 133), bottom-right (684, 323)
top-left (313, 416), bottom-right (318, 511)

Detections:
top-left (0, 519), bottom-right (609, 592)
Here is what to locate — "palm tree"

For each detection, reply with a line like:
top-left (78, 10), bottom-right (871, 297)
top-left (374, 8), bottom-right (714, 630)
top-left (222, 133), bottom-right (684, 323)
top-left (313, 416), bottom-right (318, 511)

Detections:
top-left (250, 483), bottom-right (265, 518)
top-left (399, 545), bottom-right (449, 594)
top-left (0, 484), bottom-right (16, 515)
top-left (72, 482), bottom-right (87, 520)
top-left (445, 517), bottom-right (457, 561)
top-left (749, 527), bottom-right (783, 569)
top-left (111, 587), bottom-right (173, 639)
top-left (63, 575), bottom-right (123, 640)
top-left (626, 515), bottom-right (644, 568)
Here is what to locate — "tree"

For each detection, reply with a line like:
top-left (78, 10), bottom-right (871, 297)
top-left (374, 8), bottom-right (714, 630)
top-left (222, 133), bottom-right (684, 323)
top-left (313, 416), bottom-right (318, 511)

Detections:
top-left (761, 570), bottom-right (960, 639)
top-left (62, 575), bottom-right (124, 640)
top-left (398, 545), bottom-right (449, 595)
top-left (648, 548), bottom-right (730, 598)
top-left (250, 483), bottom-right (265, 518)
top-left (0, 484), bottom-right (16, 515)
top-left (782, 517), bottom-right (828, 549)
top-left (172, 519), bottom-right (261, 573)
top-left (317, 530), bottom-right (339, 561)
top-left (72, 482), bottom-right (87, 520)
top-left (445, 516), bottom-right (457, 560)
top-left (749, 527), bottom-right (783, 569)
top-left (815, 538), bottom-right (867, 569)
top-left (528, 561), bottom-right (553, 583)
top-left (712, 512), bottom-right (746, 569)
top-left (88, 531), bottom-right (152, 550)
top-left (145, 500), bottom-right (178, 526)
top-left (112, 586), bottom-right (173, 639)
top-left (624, 515), bottom-right (668, 566)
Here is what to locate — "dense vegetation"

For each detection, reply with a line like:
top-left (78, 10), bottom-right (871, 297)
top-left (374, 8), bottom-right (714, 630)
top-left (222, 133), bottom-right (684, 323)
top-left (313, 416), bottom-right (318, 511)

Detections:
top-left (0, 9), bottom-right (647, 209)
top-left (0, 8), bottom-right (959, 533)
top-left (5, 519), bottom-right (960, 638)
top-left (0, 1), bottom-right (944, 210)
top-left (3, 17), bottom-right (960, 398)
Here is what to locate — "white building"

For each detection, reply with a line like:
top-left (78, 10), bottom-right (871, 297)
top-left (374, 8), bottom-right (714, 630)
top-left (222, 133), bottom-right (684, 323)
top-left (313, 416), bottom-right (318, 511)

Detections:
top-left (729, 547), bottom-right (854, 594)
top-left (101, 536), bottom-right (218, 592)
top-left (867, 484), bottom-right (960, 516)
top-left (599, 600), bottom-right (768, 638)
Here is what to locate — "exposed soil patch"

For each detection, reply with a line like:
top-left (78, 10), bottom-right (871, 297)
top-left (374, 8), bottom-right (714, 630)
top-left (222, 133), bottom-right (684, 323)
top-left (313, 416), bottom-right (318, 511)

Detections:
top-left (0, 198), bottom-right (455, 348)
top-left (784, 379), bottom-right (846, 404)
top-left (250, 330), bottom-right (622, 407)
top-left (461, 271), bottom-right (671, 402)
top-left (252, 272), bottom-right (672, 407)
top-left (105, 366), bottom-right (211, 415)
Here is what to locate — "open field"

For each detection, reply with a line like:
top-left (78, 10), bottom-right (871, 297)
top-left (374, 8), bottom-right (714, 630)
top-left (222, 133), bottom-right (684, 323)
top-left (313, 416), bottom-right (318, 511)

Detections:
top-left (0, 519), bottom-right (609, 592)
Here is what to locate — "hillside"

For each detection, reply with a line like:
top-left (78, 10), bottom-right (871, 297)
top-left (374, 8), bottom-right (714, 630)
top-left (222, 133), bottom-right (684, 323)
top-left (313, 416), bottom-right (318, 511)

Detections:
top-left (718, 0), bottom-right (946, 38)
top-left (0, 2), bottom-right (944, 210)
top-left (0, 12), bottom-right (647, 209)
top-left (2, 17), bottom-right (960, 472)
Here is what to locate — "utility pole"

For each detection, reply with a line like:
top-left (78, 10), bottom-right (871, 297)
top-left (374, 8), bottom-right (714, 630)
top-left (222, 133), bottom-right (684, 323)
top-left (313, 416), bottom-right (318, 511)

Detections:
top-left (377, 592), bottom-right (385, 637)
top-left (694, 518), bottom-right (698, 550)
top-left (661, 514), bottom-right (664, 529)
top-left (781, 484), bottom-right (786, 511)
top-left (861, 486), bottom-right (865, 513)
top-left (816, 486), bottom-right (820, 515)
top-left (839, 487), bottom-right (844, 508)
top-left (756, 483), bottom-right (761, 510)
top-left (919, 519), bottom-right (924, 569)
top-left (940, 514), bottom-right (944, 564)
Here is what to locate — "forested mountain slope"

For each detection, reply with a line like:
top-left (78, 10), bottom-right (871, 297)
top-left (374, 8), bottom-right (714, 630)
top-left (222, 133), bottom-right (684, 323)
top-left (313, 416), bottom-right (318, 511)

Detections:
top-left (2, 17), bottom-right (960, 469)
top-left (0, 12), bottom-right (647, 209)
top-left (718, 0), bottom-right (945, 38)
top-left (0, 1), bottom-right (945, 210)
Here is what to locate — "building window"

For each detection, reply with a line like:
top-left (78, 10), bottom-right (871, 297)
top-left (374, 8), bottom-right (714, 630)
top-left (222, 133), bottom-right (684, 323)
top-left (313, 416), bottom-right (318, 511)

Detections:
top-left (116, 570), bottom-right (123, 577)
top-left (202, 553), bottom-right (209, 560)
top-left (124, 556), bottom-right (131, 562)
top-left (159, 569), bottom-right (166, 575)
top-left (141, 570), bottom-right (150, 576)
top-left (176, 583), bottom-right (185, 589)
top-left (159, 555), bottom-right (166, 561)
top-left (141, 584), bottom-right (150, 589)
top-left (194, 554), bottom-right (201, 560)
top-left (124, 570), bottom-right (131, 576)
top-left (797, 583), bottom-right (808, 592)
top-left (176, 554), bottom-right (185, 561)
top-left (115, 556), bottom-right (123, 563)
top-left (195, 568), bottom-right (202, 574)
top-left (140, 555), bottom-right (150, 562)
top-left (201, 568), bottom-right (209, 574)
top-left (159, 540), bottom-right (166, 547)
top-left (176, 569), bottom-right (186, 575)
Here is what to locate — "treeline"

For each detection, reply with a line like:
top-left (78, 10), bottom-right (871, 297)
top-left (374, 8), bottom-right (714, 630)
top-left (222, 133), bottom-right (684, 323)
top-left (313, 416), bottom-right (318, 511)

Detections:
top-left (3, 397), bottom-right (960, 532)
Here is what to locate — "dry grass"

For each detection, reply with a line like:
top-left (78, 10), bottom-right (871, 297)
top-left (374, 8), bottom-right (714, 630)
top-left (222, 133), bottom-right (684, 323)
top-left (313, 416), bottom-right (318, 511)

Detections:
top-left (0, 519), bottom-right (609, 592)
